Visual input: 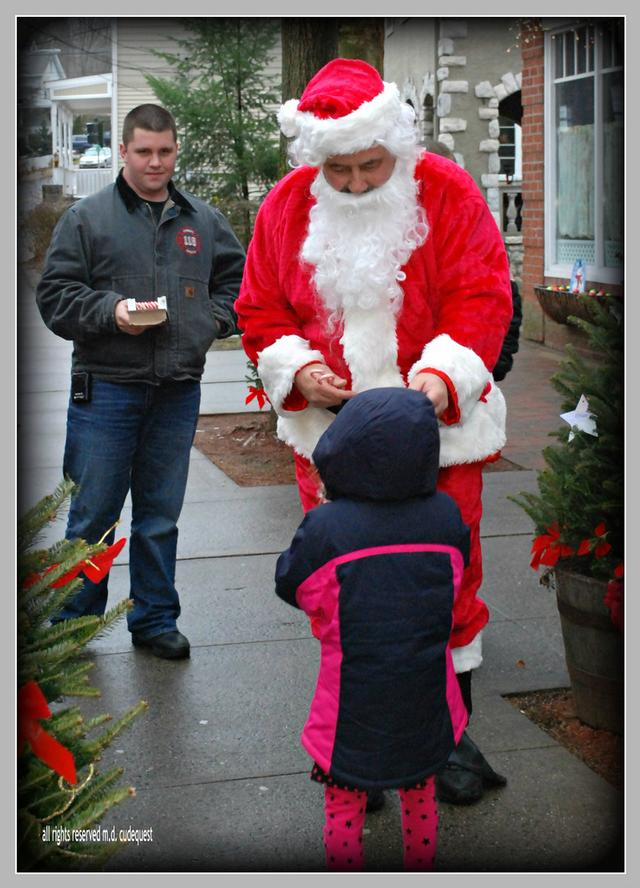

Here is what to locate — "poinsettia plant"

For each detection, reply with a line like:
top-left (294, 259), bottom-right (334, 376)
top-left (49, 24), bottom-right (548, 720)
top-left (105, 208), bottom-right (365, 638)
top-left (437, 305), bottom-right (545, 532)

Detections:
top-left (512, 294), bottom-right (623, 621)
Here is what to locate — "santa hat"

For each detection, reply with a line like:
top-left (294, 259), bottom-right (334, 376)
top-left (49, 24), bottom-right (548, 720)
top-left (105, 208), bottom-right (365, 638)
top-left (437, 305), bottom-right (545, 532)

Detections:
top-left (278, 58), bottom-right (410, 162)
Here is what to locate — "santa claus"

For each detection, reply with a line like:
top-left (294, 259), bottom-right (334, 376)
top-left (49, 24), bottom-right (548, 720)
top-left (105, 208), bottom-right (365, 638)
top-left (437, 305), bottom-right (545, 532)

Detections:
top-left (235, 58), bottom-right (512, 806)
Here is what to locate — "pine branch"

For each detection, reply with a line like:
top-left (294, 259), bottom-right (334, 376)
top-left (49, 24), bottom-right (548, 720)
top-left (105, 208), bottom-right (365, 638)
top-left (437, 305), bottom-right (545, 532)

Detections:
top-left (18, 485), bottom-right (145, 871)
top-left (18, 755), bottom-right (60, 793)
top-left (21, 616), bottom-right (103, 653)
top-left (85, 713), bottom-right (113, 731)
top-left (47, 706), bottom-right (85, 736)
top-left (82, 700), bottom-right (149, 758)
top-left (90, 600), bottom-right (133, 639)
top-left (18, 478), bottom-right (76, 552)
top-left (59, 768), bottom-right (128, 828)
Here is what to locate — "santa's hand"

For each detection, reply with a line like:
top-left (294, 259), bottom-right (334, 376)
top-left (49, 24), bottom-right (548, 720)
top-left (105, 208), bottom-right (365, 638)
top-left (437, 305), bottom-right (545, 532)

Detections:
top-left (295, 363), bottom-right (354, 408)
top-left (408, 371), bottom-right (449, 417)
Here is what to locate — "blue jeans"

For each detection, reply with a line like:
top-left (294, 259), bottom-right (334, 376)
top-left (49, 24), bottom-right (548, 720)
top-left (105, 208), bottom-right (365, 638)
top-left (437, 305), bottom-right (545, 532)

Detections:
top-left (60, 378), bottom-right (201, 638)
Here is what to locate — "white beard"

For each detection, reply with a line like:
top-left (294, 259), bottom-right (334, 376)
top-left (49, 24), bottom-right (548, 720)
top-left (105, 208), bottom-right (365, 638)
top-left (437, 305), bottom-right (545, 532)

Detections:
top-left (301, 156), bottom-right (428, 318)
top-left (300, 156), bottom-right (428, 392)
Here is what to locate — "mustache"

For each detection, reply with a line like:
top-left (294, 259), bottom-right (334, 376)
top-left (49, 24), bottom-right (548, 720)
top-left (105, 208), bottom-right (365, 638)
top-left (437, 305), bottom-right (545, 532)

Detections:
top-left (340, 185), bottom-right (375, 195)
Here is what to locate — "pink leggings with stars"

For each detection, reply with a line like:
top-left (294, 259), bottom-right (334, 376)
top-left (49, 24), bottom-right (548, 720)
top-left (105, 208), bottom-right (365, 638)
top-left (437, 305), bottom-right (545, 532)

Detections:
top-left (323, 777), bottom-right (438, 872)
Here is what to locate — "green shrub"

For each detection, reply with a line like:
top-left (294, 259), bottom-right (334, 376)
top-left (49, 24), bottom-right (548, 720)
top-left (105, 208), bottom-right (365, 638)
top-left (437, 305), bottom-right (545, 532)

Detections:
top-left (511, 295), bottom-right (623, 580)
top-left (24, 200), bottom-right (69, 262)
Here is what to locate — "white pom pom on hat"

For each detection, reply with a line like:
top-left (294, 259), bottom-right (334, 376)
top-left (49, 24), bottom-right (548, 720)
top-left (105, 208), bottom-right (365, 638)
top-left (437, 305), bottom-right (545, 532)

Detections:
top-left (277, 99), bottom-right (302, 138)
top-left (277, 58), bottom-right (407, 160)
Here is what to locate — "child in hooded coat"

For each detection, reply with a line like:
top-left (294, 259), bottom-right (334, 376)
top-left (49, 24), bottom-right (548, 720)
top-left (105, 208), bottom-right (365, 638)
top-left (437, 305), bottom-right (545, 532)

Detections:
top-left (275, 387), bottom-right (470, 871)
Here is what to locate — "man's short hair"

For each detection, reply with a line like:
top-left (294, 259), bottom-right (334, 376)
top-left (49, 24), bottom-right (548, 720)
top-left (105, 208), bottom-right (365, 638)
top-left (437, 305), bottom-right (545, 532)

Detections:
top-left (122, 104), bottom-right (177, 145)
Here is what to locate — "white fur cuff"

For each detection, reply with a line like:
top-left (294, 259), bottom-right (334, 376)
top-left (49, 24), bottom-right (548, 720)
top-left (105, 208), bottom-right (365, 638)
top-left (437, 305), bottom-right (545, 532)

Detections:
top-left (408, 334), bottom-right (490, 419)
top-left (277, 410), bottom-right (334, 461)
top-left (439, 383), bottom-right (506, 466)
top-left (452, 631), bottom-right (483, 672)
top-left (257, 334), bottom-right (325, 415)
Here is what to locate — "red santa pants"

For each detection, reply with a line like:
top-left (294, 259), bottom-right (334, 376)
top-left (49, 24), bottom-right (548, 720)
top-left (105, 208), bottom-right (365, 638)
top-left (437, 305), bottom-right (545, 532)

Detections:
top-left (293, 453), bottom-right (487, 651)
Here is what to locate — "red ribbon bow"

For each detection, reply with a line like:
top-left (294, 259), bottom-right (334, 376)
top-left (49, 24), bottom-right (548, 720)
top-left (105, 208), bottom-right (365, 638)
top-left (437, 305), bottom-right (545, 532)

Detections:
top-left (245, 386), bottom-right (270, 410)
top-left (24, 538), bottom-right (127, 589)
top-left (18, 681), bottom-right (77, 785)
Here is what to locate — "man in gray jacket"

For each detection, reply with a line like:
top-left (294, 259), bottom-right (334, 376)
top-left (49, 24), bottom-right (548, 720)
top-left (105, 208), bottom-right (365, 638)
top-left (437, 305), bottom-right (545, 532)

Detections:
top-left (37, 104), bottom-right (245, 659)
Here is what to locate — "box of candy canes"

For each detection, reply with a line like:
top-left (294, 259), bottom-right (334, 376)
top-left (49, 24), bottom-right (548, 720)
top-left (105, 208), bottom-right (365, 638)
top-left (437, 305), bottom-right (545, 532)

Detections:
top-left (126, 296), bottom-right (168, 326)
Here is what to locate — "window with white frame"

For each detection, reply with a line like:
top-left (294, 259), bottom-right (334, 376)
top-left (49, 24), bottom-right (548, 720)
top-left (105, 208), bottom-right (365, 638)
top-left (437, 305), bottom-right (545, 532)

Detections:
top-left (545, 20), bottom-right (624, 281)
top-left (498, 117), bottom-right (522, 181)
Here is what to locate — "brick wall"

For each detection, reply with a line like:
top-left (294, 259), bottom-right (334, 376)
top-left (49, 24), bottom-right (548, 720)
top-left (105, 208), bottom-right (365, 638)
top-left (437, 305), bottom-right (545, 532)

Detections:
top-left (521, 22), bottom-right (547, 343)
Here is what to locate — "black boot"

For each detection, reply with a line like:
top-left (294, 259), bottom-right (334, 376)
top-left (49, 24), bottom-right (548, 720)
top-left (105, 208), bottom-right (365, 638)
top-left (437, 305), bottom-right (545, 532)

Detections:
top-left (435, 732), bottom-right (507, 805)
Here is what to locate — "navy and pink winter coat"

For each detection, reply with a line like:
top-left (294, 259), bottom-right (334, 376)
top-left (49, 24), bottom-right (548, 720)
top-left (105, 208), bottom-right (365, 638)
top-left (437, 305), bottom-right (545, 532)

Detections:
top-left (275, 387), bottom-right (470, 791)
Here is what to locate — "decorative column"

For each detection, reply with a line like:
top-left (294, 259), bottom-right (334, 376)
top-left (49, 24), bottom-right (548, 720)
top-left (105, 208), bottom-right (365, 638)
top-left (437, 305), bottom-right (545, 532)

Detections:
top-left (435, 20), bottom-right (469, 168)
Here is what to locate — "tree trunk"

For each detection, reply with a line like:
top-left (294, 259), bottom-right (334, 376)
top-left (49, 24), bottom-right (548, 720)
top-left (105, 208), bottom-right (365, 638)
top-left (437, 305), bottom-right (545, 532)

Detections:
top-left (279, 19), bottom-right (339, 175)
top-left (338, 18), bottom-right (385, 74)
top-left (279, 18), bottom-right (386, 174)
top-left (281, 19), bottom-right (340, 106)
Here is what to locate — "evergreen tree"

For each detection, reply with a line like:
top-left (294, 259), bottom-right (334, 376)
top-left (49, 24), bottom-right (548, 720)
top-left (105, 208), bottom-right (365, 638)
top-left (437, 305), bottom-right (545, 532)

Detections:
top-left (512, 296), bottom-right (623, 581)
top-left (18, 479), bottom-right (147, 871)
top-left (146, 18), bottom-right (281, 247)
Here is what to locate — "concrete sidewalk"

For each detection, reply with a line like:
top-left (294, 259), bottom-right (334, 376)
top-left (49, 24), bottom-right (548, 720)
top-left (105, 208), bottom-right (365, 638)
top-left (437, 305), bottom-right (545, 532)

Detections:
top-left (17, 264), bottom-right (623, 873)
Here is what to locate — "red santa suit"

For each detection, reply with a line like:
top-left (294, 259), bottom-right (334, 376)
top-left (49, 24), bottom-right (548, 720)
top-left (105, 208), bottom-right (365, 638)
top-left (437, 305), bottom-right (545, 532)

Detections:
top-left (235, 62), bottom-right (513, 671)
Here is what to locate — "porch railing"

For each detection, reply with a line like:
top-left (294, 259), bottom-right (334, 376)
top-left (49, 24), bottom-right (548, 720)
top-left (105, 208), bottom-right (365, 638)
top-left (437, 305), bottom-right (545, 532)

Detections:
top-left (500, 182), bottom-right (523, 235)
top-left (52, 166), bottom-right (113, 199)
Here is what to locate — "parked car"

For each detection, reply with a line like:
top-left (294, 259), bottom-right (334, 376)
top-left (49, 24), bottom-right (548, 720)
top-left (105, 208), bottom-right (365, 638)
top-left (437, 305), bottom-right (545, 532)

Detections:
top-left (72, 134), bottom-right (90, 155)
top-left (79, 146), bottom-right (112, 169)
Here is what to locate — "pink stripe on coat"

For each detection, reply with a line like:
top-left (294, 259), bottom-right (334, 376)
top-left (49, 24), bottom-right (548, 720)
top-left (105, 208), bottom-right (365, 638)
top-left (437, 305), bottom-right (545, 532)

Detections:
top-left (295, 544), bottom-right (468, 773)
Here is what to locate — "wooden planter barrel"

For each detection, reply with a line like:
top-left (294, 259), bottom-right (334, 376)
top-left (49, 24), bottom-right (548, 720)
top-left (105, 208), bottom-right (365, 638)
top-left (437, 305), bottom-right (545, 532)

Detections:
top-left (554, 568), bottom-right (623, 734)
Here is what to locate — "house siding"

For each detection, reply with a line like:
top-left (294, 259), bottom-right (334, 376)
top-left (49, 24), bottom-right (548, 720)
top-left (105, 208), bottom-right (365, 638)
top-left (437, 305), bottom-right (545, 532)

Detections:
top-left (114, 18), bottom-right (282, 163)
top-left (114, 18), bottom-right (192, 158)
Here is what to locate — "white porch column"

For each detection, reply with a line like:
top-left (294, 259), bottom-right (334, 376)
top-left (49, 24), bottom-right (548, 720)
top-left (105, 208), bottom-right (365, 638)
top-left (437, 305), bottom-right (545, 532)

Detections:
top-left (50, 101), bottom-right (58, 155)
top-left (111, 19), bottom-right (118, 182)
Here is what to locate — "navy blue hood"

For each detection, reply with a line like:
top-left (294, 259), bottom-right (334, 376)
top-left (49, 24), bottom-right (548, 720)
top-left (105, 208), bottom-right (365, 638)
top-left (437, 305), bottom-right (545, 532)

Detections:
top-left (312, 387), bottom-right (440, 501)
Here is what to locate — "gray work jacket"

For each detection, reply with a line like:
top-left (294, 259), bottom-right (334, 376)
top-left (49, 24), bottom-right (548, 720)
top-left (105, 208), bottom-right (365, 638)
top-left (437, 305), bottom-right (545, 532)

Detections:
top-left (36, 172), bottom-right (245, 384)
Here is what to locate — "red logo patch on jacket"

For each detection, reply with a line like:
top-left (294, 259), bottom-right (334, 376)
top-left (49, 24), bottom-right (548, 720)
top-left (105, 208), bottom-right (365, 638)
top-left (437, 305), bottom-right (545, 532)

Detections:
top-left (176, 227), bottom-right (201, 255)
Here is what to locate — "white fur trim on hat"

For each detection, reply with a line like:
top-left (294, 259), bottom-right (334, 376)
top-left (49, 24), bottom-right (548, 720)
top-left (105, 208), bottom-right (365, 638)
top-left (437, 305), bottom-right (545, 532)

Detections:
top-left (277, 99), bottom-right (302, 138)
top-left (278, 81), bottom-right (407, 160)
